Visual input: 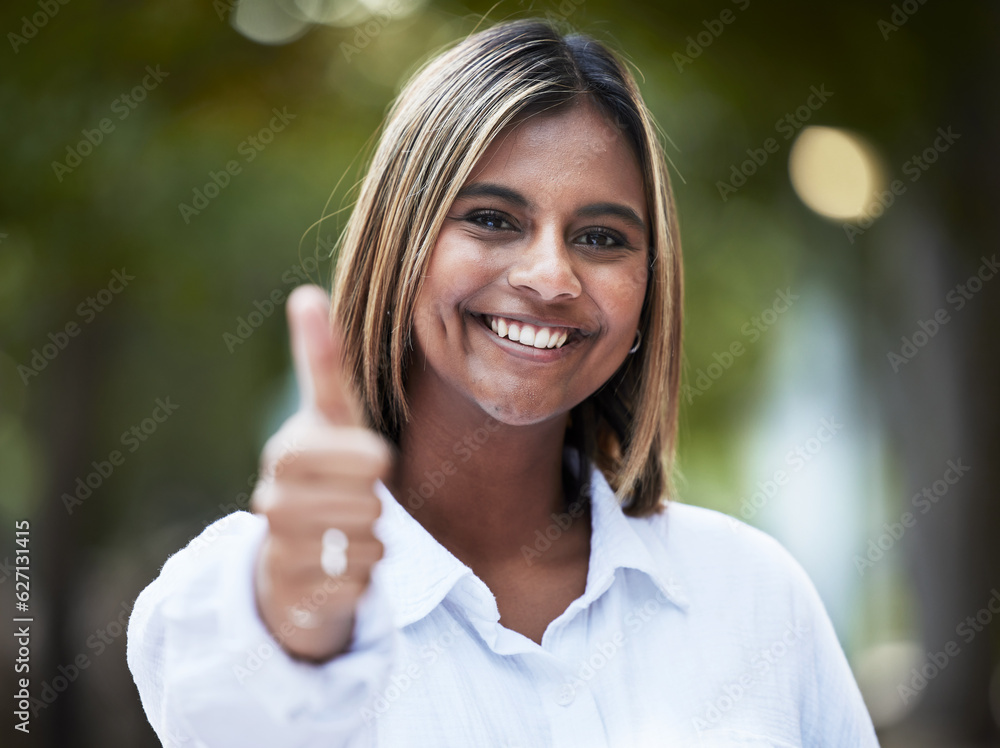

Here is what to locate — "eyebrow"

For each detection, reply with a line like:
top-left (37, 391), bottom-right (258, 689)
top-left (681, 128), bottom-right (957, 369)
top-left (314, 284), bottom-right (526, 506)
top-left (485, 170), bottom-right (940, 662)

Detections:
top-left (576, 202), bottom-right (647, 235)
top-left (454, 182), bottom-right (530, 208)
top-left (454, 182), bottom-right (648, 235)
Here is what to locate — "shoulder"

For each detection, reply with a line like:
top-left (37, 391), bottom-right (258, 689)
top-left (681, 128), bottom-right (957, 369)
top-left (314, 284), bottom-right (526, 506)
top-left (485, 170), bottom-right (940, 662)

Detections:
top-left (638, 499), bottom-right (807, 575)
top-left (630, 500), bottom-right (825, 621)
top-left (164, 510), bottom-right (267, 572)
top-left (627, 502), bottom-right (879, 746)
top-left (136, 511), bottom-right (268, 616)
top-left (185, 509), bottom-right (267, 549)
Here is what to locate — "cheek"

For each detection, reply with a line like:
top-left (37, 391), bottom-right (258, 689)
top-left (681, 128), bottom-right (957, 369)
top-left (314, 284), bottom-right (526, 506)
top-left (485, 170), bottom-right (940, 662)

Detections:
top-left (412, 234), bottom-right (496, 337)
top-left (425, 230), bottom-right (501, 293)
top-left (597, 261), bottom-right (648, 331)
top-left (415, 239), bottom-right (463, 319)
top-left (629, 262), bottom-right (649, 318)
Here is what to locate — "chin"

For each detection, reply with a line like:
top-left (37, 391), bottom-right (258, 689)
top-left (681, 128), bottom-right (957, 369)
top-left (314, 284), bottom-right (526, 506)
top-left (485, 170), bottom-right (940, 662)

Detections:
top-left (476, 396), bottom-right (574, 429)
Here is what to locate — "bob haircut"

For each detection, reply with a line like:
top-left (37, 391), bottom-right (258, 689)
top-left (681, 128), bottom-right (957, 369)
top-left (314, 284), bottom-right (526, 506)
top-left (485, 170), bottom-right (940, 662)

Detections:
top-left (331, 17), bottom-right (683, 517)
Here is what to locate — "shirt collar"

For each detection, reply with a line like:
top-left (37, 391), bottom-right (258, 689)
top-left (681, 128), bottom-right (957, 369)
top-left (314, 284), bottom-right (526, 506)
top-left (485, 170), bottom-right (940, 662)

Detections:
top-left (372, 452), bottom-right (689, 630)
top-left (582, 460), bottom-right (690, 612)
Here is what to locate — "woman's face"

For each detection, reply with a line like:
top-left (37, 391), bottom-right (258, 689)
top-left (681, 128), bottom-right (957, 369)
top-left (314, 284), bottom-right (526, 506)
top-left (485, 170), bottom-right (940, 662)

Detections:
top-left (409, 99), bottom-right (650, 427)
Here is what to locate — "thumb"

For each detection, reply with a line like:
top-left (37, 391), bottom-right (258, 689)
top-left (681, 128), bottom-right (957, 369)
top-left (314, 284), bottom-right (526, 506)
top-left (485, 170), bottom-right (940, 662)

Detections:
top-left (287, 284), bottom-right (361, 426)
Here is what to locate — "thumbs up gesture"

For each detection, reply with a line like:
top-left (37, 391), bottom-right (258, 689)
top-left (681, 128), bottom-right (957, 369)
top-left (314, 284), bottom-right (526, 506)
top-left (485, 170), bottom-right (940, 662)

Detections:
top-left (252, 284), bottom-right (391, 662)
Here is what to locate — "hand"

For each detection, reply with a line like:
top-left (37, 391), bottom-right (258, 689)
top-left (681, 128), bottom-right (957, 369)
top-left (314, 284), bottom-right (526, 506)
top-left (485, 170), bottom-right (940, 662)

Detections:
top-left (251, 284), bottom-right (391, 662)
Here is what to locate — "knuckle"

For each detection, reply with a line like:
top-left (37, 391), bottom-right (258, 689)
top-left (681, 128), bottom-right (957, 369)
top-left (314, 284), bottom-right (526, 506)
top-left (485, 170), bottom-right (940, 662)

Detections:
top-left (267, 545), bottom-right (321, 582)
top-left (351, 429), bottom-right (394, 475)
top-left (261, 425), bottom-right (306, 478)
top-left (350, 537), bottom-right (383, 565)
top-left (360, 500), bottom-right (382, 525)
top-left (261, 499), bottom-right (304, 537)
top-left (341, 503), bottom-right (381, 535)
top-left (250, 480), bottom-right (275, 514)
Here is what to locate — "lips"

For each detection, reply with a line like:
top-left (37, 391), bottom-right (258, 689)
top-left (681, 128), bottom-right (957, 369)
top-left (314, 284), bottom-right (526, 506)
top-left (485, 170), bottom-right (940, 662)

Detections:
top-left (481, 314), bottom-right (576, 349)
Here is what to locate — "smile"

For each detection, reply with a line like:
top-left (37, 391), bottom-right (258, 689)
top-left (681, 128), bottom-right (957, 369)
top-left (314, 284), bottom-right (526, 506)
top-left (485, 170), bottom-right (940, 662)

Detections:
top-left (481, 314), bottom-right (574, 349)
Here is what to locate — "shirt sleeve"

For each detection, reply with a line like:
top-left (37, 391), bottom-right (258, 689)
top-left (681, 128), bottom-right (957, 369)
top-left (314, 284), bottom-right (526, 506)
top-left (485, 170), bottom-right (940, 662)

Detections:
top-left (788, 557), bottom-right (881, 748)
top-left (126, 511), bottom-right (398, 748)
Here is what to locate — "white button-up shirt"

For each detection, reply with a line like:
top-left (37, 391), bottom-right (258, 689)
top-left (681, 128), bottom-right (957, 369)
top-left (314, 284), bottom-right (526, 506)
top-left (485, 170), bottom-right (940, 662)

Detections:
top-left (127, 459), bottom-right (879, 747)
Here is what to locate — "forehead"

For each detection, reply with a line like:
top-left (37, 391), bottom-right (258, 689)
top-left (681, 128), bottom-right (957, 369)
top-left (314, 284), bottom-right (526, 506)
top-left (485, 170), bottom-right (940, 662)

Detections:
top-left (464, 100), bottom-right (647, 211)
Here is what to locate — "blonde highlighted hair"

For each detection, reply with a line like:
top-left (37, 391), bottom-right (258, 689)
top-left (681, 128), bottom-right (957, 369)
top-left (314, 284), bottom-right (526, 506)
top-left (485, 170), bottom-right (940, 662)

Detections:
top-left (331, 18), bottom-right (683, 516)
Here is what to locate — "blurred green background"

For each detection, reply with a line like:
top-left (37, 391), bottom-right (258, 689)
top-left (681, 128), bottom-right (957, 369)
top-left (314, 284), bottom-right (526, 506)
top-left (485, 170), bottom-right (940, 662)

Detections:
top-left (1, 0), bottom-right (998, 745)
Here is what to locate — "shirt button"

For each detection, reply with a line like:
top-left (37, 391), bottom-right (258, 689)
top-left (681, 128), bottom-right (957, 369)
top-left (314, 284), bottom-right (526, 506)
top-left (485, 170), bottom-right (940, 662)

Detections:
top-left (555, 684), bottom-right (576, 706)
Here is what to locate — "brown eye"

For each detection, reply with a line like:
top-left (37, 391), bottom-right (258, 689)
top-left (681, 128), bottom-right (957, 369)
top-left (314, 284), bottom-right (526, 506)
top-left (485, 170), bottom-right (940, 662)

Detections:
top-left (469, 210), bottom-right (515, 231)
top-left (576, 229), bottom-right (625, 248)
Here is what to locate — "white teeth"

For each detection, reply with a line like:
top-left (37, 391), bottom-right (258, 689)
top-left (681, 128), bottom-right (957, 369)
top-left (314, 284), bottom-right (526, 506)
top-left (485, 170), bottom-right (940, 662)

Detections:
top-left (486, 315), bottom-right (572, 350)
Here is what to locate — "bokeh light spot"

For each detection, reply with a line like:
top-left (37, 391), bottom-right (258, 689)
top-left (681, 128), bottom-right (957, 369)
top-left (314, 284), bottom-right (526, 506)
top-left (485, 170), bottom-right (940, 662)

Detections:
top-left (789, 126), bottom-right (884, 222)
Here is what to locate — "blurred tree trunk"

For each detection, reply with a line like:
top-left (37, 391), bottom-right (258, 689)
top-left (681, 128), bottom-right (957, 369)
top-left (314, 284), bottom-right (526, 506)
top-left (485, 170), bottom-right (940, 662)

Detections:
top-left (36, 310), bottom-right (108, 748)
top-left (888, 22), bottom-right (1000, 743)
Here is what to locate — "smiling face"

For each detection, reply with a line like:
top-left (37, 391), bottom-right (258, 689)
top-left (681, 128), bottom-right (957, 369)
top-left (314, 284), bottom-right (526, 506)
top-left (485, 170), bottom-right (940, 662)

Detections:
top-left (407, 98), bottom-right (650, 428)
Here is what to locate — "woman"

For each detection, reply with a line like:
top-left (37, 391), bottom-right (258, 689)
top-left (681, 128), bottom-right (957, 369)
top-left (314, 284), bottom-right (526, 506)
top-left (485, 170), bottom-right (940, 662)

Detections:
top-left (127, 18), bottom-right (879, 747)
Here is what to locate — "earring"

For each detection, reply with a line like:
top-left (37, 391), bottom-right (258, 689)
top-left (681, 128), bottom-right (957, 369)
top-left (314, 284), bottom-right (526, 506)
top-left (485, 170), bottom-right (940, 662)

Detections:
top-left (628, 330), bottom-right (642, 354)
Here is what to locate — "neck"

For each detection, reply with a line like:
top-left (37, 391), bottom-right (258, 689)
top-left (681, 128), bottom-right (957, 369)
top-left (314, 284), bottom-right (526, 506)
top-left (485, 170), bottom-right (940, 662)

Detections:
top-left (387, 387), bottom-right (574, 567)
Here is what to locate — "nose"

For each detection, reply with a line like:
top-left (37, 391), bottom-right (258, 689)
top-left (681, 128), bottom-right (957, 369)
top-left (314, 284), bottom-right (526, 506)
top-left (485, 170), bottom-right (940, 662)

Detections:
top-left (507, 227), bottom-right (582, 300)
